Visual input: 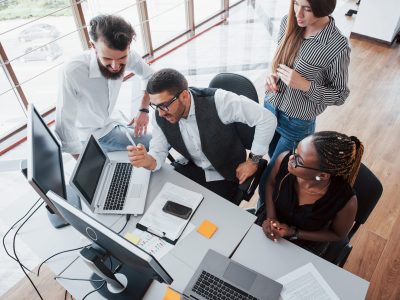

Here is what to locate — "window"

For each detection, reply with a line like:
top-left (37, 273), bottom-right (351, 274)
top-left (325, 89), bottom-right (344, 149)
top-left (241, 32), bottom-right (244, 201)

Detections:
top-left (146, 0), bottom-right (187, 49)
top-left (0, 0), bottom-right (241, 149)
top-left (194, 0), bottom-right (223, 25)
top-left (1, 1), bottom-right (82, 113)
top-left (0, 66), bottom-right (26, 138)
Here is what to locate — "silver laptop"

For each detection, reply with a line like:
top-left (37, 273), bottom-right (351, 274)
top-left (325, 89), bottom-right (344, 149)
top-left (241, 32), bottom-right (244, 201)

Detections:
top-left (70, 135), bottom-right (150, 215)
top-left (184, 249), bottom-right (282, 300)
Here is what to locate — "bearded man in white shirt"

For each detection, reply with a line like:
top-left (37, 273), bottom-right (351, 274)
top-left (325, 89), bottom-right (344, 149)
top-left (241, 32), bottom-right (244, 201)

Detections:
top-left (56, 14), bottom-right (154, 159)
top-left (127, 69), bottom-right (277, 202)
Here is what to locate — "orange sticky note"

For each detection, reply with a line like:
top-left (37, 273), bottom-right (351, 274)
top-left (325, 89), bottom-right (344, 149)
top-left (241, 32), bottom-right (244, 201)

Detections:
top-left (197, 220), bottom-right (218, 238)
top-left (163, 287), bottom-right (181, 300)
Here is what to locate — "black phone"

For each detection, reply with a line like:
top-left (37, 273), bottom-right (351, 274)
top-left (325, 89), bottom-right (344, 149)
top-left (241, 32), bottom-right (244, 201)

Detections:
top-left (162, 201), bottom-right (193, 220)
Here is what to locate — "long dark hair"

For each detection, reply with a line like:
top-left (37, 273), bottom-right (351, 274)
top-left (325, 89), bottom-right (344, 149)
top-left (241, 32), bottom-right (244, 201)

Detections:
top-left (271, 0), bottom-right (336, 72)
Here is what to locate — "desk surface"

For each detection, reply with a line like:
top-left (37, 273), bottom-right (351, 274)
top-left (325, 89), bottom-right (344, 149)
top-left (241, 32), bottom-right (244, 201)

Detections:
top-left (232, 224), bottom-right (369, 300)
top-left (35, 151), bottom-right (256, 299)
top-left (16, 151), bottom-right (369, 299)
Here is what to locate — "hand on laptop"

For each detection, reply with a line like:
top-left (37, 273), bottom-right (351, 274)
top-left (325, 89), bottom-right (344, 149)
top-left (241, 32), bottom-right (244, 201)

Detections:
top-left (127, 144), bottom-right (157, 170)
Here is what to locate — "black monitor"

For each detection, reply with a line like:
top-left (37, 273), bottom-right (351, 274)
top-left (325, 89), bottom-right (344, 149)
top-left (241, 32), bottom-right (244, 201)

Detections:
top-left (27, 103), bottom-right (81, 228)
top-left (46, 191), bottom-right (173, 299)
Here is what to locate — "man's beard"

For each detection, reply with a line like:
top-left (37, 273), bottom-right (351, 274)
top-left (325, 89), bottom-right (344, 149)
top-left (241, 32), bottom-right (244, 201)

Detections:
top-left (97, 58), bottom-right (126, 80)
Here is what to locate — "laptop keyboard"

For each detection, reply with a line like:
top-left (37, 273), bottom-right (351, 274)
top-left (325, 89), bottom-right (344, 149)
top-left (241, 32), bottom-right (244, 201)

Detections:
top-left (103, 163), bottom-right (132, 211)
top-left (192, 270), bottom-right (259, 300)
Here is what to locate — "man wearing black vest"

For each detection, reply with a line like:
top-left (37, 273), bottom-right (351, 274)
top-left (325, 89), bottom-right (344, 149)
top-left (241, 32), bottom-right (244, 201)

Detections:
top-left (128, 68), bottom-right (277, 202)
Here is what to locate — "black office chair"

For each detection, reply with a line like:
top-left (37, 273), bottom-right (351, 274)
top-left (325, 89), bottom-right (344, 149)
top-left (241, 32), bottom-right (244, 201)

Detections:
top-left (208, 73), bottom-right (268, 205)
top-left (322, 163), bottom-right (383, 267)
top-left (167, 72), bottom-right (267, 205)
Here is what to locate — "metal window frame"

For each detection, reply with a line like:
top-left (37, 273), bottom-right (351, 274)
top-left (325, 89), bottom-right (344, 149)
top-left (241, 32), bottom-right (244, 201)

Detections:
top-left (0, 42), bottom-right (29, 110)
top-left (186, 0), bottom-right (195, 36)
top-left (71, 0), bottom-right (90, 50)
top-left (137, 0), bottom-right (154, 57)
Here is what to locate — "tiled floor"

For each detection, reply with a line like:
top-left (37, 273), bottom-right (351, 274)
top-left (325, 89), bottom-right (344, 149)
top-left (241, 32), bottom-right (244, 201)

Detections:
top-left (0, 0), bottom-right (357, 296)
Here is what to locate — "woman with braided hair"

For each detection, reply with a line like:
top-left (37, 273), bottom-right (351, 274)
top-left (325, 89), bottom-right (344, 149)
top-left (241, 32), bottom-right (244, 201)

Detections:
top-left (258, 131), bottom-right (363, 255)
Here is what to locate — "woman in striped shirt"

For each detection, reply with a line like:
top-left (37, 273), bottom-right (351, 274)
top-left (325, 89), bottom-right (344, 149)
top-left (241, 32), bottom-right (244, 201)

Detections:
top-left (259, 0), bottom-right (350, 204)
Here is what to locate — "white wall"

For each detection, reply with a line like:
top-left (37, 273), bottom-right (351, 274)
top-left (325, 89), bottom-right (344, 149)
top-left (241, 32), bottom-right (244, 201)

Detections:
top-left (352, 0), bottom-right (400, 43)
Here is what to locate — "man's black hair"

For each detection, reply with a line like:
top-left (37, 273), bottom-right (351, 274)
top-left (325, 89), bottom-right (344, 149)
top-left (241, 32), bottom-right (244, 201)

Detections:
top-left (89, 15), bottom-right (135, 51)
top-left (146, 68), bottom-right (188, 96)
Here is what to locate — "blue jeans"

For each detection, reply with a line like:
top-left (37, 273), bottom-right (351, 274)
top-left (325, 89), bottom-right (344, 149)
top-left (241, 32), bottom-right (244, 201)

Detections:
top-left (98, 125), bottom-right (151, 152)
top-left (257, 99), bottom-right (316, 208)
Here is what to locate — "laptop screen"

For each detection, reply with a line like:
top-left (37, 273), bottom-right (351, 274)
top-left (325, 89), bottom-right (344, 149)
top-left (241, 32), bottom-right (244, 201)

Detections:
top-left (72, 136), bottom-right (107, 204)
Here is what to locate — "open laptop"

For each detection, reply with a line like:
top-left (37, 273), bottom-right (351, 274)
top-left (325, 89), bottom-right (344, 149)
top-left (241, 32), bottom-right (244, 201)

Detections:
top-left (69, 135), bottom-right (150, 215)
top-left (184, 249), bottom-right (282, 300)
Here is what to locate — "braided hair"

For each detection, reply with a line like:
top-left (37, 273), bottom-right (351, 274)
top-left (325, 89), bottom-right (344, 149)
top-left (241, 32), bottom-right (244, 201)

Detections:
top-left (312, 131), bottom-right (364, 186)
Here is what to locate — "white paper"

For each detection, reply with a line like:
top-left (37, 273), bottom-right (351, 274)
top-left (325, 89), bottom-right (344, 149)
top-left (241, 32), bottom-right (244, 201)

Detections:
top-left (138, 182), bottom-right (203, 241)
top-left (131, 228), bottom-right (174, 260)
top-left (277, 263), bottom-right (339, 300)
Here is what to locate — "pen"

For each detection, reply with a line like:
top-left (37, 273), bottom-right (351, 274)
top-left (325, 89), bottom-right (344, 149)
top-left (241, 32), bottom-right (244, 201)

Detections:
top-left (147, 226), bottom-right (166, 237)
top-left (124, 128), bottom-right (136, 146)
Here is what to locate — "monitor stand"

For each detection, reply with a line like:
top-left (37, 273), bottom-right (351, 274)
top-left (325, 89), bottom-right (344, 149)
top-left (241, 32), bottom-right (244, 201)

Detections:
top-left (21, 163), bottom-right (81, 229)
top-left (47, 185), bottom-right (81, 229)
top-left (81, 247), bottom-right (153, 300)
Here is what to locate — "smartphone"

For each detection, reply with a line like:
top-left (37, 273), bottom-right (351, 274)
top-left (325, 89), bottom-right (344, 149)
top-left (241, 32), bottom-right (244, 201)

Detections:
top-left (162, 201), bottom-right (192, 220)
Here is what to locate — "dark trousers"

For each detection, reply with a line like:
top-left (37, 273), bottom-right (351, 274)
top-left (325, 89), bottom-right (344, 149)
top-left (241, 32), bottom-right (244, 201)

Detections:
top-left (173, 161), bottom-right (239, 204)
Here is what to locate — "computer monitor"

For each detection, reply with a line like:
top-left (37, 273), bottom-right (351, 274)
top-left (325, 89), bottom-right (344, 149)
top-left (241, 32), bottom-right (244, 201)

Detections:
top-left (47, 191), bottom-right (173, 300)
top-left (27, 103), bottom-right (81, 228)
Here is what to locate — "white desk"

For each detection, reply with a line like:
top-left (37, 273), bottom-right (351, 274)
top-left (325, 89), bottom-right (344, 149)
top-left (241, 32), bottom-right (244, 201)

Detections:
top-left (232, 224), bottom-right (369, 300)
top-left (24, 151), bottom-right (256, 299)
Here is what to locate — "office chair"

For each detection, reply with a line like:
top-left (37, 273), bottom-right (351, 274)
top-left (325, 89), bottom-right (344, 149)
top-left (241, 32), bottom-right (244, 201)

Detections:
top-left (322, 163), bottom-right (383, 267)
top-left (167, 73), bottom-right (267, 205)
top-left (208, 73), bottom-right (268, 205)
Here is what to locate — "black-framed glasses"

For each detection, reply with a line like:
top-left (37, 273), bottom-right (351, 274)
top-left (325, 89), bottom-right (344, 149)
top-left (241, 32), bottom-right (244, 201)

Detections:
top-left (292, 147), bottom-right (322, 171)
top-left (149, 90), bottom-right (184, 112)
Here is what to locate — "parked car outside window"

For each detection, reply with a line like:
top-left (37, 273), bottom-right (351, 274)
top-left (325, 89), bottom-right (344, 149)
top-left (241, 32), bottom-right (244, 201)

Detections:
top-left (21, 43), bottom-right (63, 62)
top-left (18, 23), bottom-right (60, 42)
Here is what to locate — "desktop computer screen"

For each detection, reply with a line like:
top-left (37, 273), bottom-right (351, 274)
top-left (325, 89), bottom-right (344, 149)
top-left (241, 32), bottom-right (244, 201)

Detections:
top-left (47, 191), bottom-right (173, 299)
top-left (27, 103), bottom-right (80, 228)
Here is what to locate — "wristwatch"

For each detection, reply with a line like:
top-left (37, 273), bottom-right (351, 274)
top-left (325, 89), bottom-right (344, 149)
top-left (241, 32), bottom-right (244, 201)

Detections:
top-left (139, 108), bottom-right (149, 113)
top-left (249, 152), bottom-right (263, 165)
top-left (288, 227), bottom-right (299, 241)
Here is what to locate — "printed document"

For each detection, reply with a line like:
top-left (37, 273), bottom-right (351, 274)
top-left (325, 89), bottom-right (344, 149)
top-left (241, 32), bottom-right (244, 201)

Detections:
top-left (277, 263), bottom-right (339, 300)
top-left (130, 228), bottom-right (174, 260)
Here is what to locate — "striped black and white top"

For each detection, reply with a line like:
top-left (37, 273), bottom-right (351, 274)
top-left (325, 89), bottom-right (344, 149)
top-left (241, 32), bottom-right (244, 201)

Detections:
top-left (266, 15), bottom-right (350, 120)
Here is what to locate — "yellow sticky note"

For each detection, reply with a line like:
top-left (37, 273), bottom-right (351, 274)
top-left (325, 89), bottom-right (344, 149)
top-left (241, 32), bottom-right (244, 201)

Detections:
top-left (124, 232), bottom-right (140, 245)
top-left (197, 220), bottom-right (218, 239)
top-left (163, 287), bottom-right (181, 300)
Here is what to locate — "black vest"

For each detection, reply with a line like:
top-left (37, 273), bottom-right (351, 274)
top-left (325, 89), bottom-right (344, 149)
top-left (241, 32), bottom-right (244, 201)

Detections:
top-left (155, 87), bottom-right (247, 182)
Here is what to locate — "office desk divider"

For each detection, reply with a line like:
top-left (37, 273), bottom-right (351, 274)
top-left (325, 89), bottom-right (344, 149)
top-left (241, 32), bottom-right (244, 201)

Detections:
top-left (136, 182), bottom-right (203, 244)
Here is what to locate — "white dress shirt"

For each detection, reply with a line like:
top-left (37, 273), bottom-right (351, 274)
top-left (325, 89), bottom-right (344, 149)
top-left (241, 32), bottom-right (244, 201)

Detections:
top-left (148, 89), bottom-right (277, 181)
top-left (55, 49), bottom-right (154, 154)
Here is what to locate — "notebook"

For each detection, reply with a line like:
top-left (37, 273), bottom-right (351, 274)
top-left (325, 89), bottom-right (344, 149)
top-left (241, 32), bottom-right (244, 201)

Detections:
top-left (136, 182), bottom-right (203, 244)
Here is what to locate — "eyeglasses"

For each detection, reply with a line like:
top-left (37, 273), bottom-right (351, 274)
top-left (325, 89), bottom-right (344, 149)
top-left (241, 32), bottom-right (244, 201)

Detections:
top-left (149, 90), bottom-right (184, 112)
top-left (292, 147), bottom-right (322, 172)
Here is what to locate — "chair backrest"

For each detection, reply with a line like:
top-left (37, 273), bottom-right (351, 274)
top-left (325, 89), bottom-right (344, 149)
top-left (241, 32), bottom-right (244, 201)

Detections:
top-left (322, 163), bottom-right (383, 266)
top-left (350, 163), bottom-right (383, 238)
top-left (208, 73), bottom-right (258, 149)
